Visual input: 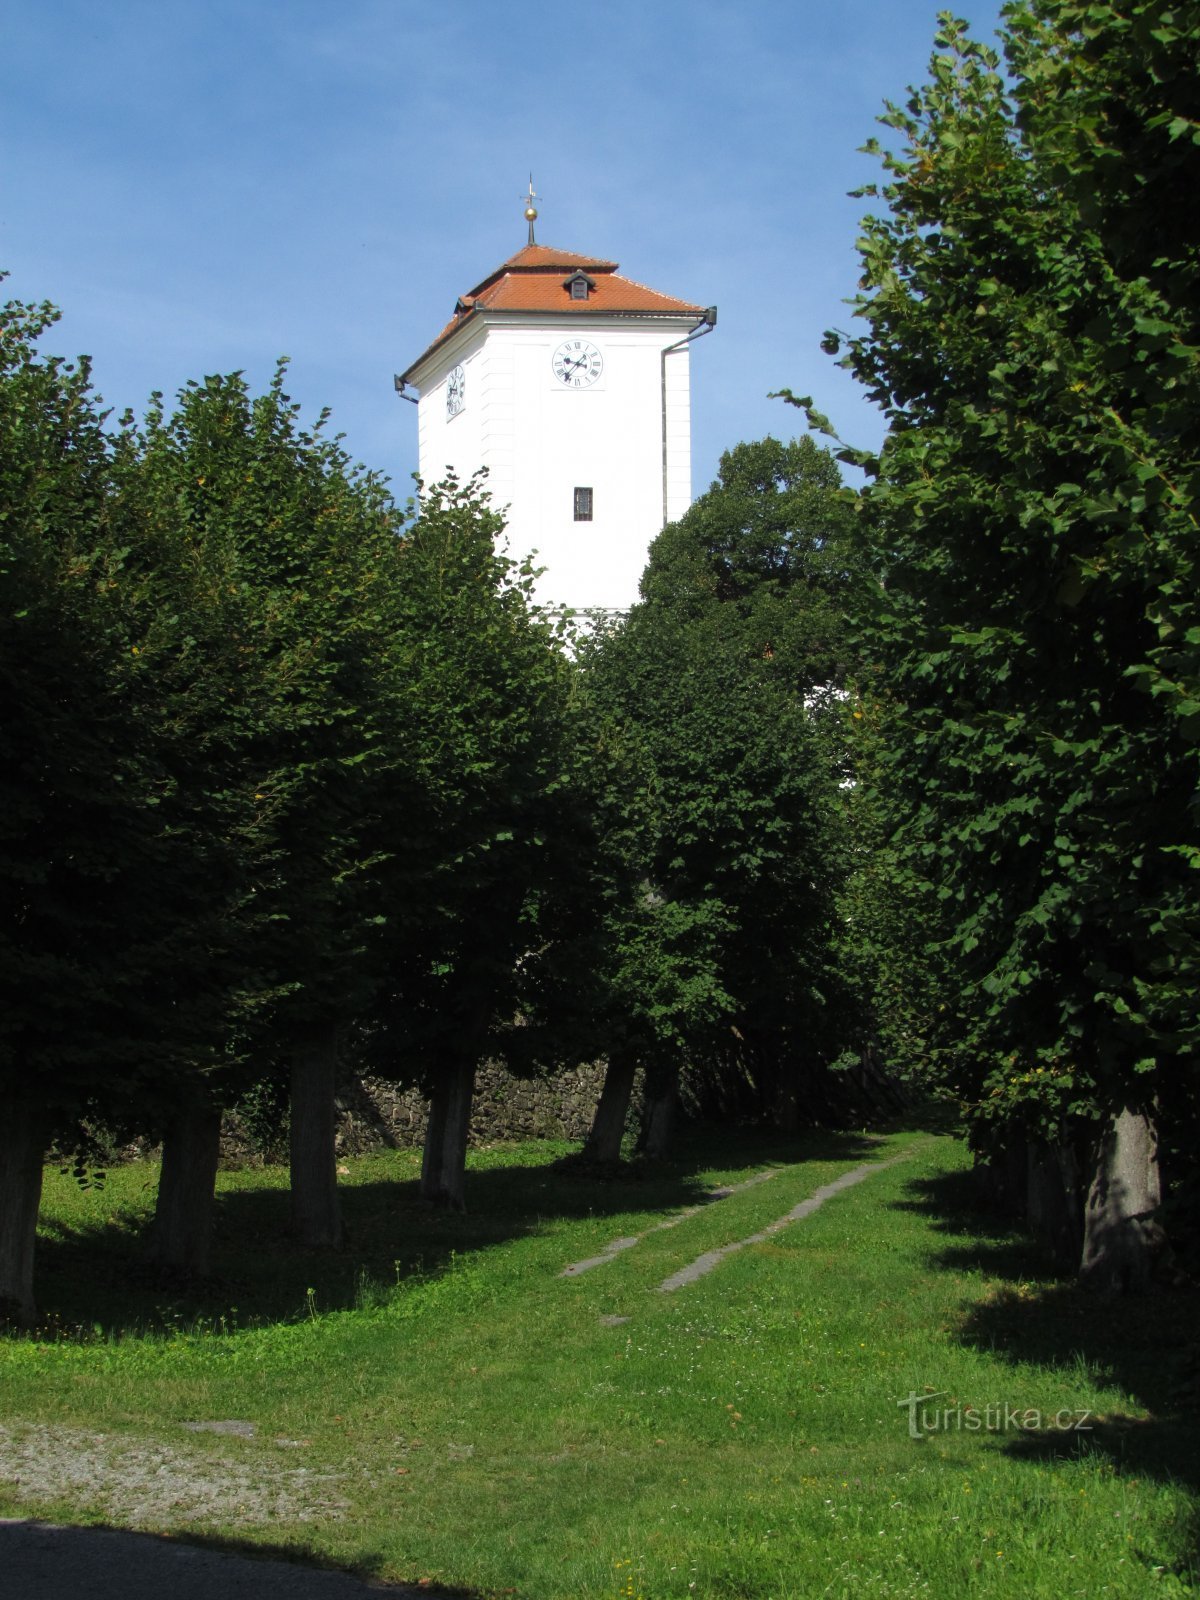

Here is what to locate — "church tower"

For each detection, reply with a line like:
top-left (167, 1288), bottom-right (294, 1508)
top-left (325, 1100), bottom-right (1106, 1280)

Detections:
top-left (398, 190), bottom-right (715, 613)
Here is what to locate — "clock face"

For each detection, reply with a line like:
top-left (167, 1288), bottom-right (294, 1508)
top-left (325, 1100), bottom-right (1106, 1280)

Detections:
top-left (446, 364), bottom-right (465, 418)
top-left (552, 339), bottom-right (603, 388)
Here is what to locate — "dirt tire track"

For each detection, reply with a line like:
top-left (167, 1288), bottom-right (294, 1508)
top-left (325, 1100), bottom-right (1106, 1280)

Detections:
top-left (560, 1166), bottom-right (782, 1277)
top-left (658, 1144), bottom-right (927, 1292)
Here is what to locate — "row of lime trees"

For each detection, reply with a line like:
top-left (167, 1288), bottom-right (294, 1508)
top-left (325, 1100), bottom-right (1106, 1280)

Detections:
top-left (4, 0), bottom-right (1198, 1325)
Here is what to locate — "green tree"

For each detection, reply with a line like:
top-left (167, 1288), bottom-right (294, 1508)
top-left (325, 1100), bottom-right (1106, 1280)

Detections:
top-left (579, 556), bottom-right (853, 1151)
top-left (791, 2), bottom-right (1199, 1287)
top-left (566, 621), bottom-right (736, 1162)
top-left (364, 476), bottom-right (574, 1210)
top-left (0, 297), bottom-right (192, 1318)
top-left (641, 435), bottom-right (859, 704)
top-left (110, 366), bottom-right (412, 1262)
top-left (487, 656), bottom-right (657, 1163)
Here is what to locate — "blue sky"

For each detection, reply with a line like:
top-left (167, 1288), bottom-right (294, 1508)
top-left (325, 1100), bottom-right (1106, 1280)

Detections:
top-left (2, 0), bottom-right (1005, 508)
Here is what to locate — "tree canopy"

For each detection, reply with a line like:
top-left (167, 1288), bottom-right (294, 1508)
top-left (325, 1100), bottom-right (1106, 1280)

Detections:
top-left (788, 0), bottom-right (1199, 1281)
top-left (574, 436), bottom-right (868, 1136)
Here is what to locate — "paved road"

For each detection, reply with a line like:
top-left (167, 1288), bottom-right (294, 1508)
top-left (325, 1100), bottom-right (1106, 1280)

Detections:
top-left (0, 1520), bottom-right (431, 1599)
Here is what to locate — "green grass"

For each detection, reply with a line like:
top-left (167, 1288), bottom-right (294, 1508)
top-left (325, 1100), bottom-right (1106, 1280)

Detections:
top-left (2, 1123), bottom-right (1197, 1598)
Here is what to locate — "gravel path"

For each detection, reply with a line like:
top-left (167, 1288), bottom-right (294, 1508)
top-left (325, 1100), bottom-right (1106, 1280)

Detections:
top-left (0, 1422), bottom-right (348, 1530)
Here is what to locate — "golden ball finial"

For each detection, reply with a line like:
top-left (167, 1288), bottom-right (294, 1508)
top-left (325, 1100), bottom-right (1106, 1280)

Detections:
top-left (522, 177), bottom-right (540, 244)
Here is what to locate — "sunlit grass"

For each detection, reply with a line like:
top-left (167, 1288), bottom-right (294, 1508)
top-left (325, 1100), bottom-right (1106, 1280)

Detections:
top-left (2, 1126), bottom-right (1196, 1597)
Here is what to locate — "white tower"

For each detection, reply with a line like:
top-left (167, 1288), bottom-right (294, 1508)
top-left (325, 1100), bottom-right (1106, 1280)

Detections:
top-left (398, 191), bottom-right (715, 613)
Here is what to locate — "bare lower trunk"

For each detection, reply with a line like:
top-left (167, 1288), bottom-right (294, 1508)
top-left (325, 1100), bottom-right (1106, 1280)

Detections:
top-left (148, 1107), bottom-right (222, 1278)
top-left (1081, 1108), bottom-right (1168, 1294)
top-left (290, 1023), bottom-right (344, 1249)
top-left (583, 1051), bottom-right (637, 1163)
top-left (0, 1099), bottom-right (48, 1327)
top-left (1025, 1133), bottom-right (1085, 1273)
top-left (773, 1070), bottom-right (800, 1134)
top-left (421, 1056), bottom-right (476, 1210)
top-left (639, 1064), bottom-right (679, 1161)
top-left (975, 1123), bottom-right (1029, 1218)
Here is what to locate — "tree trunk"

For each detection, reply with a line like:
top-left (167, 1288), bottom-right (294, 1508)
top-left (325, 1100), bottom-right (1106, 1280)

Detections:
top-left (639, 1064), bottom-right (680, 1161)
top-left (582, 1051), bottom-right (637, 1163)
top-left (0, 1099), bottom-right (48, 1327)
top-left (148, 1107), bottom-right (222, 1279)
top-left (1025, 1133), bottom-right (1085, 1273)
top-left (975, 1123), bottom-right (1029, 1219)
top-left (290, 1022), bottom-right (344, 1249)
top-left (773, 1070), bottom-right (801, 1135)
top-left (421, 1055), bottom-right (476, 1210)
top-left (1080, 1107), bottom-right (1168, 1294)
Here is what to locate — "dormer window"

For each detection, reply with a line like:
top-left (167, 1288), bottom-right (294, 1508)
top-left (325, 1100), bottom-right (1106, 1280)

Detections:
top-left (563, 270), bottom-right (596, 302)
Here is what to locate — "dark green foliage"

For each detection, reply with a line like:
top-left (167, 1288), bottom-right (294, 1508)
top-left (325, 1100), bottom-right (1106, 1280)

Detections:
top-left (641, 435), bottom-right (859, 700)
top-left (0, 294), bottom-right (186, 1137)
top-left (107, 364), bottom-right (413, 1118)
top-left (580, 438), bottom-right (863, 1124)
top-left (230, 1076), bottom-right (291, 1162)
top-left (498, 660), bottom-right (656, 1086)
top-left (1, 307), bottom-right (450, 1294)
top-left (788, 2), bottom-right (1200, 1153)
top-left (362, 475), bottom-right (575, 1093)
top-left (0, 291), bottom-right (596, 1242)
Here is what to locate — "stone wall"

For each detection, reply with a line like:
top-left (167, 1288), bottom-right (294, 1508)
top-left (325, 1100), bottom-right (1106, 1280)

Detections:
top-left (331, 1060), bottom-right (613, 1155)
top-left (214, 1060), bottom-right (621, 1164)
top-left (62, 1063), bottom-right (620, 1170)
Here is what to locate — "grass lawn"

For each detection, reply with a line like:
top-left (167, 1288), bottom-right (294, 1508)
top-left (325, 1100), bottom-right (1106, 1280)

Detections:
top-left (1, 1121), bottom-right (1196, 1597)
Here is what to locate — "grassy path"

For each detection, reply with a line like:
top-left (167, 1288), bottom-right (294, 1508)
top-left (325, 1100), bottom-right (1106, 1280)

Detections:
top-left (655, 1145), bottom-right (925, 1294)
top-left (561, 1166), bottom-right (784, 1280)
top-left (1, 1126), bottom-right (1196, 1598)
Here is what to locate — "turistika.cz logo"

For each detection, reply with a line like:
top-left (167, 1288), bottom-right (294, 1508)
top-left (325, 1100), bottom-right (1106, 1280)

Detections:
top-left (898, 1390), bottom-right (1093, 1440)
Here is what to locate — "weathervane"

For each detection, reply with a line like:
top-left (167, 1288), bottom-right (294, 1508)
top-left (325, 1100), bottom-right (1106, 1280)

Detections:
top-left (521, 175), bottom-right (540, 246)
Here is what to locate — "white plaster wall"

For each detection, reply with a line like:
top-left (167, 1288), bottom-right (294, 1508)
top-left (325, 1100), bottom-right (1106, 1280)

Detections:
top-left (413, 314), bottom-right (696, 612)
top-left (414, 326), bottom-right (488, 496)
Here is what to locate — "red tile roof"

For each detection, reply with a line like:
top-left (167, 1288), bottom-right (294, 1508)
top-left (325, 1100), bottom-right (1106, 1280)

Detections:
top-left (476, 244), bottom-right (620, 285)
top-left (402, 244), bottom-right (706, 381)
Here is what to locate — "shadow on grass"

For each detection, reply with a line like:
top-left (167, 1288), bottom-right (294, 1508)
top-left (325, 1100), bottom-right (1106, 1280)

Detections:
top-left (25, 1122), bottom-right (886, 1343)
top-left (0, 1517), bottom-right (473, 1597)
top-left (895, 1165), bottom-right (1200, 1505)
